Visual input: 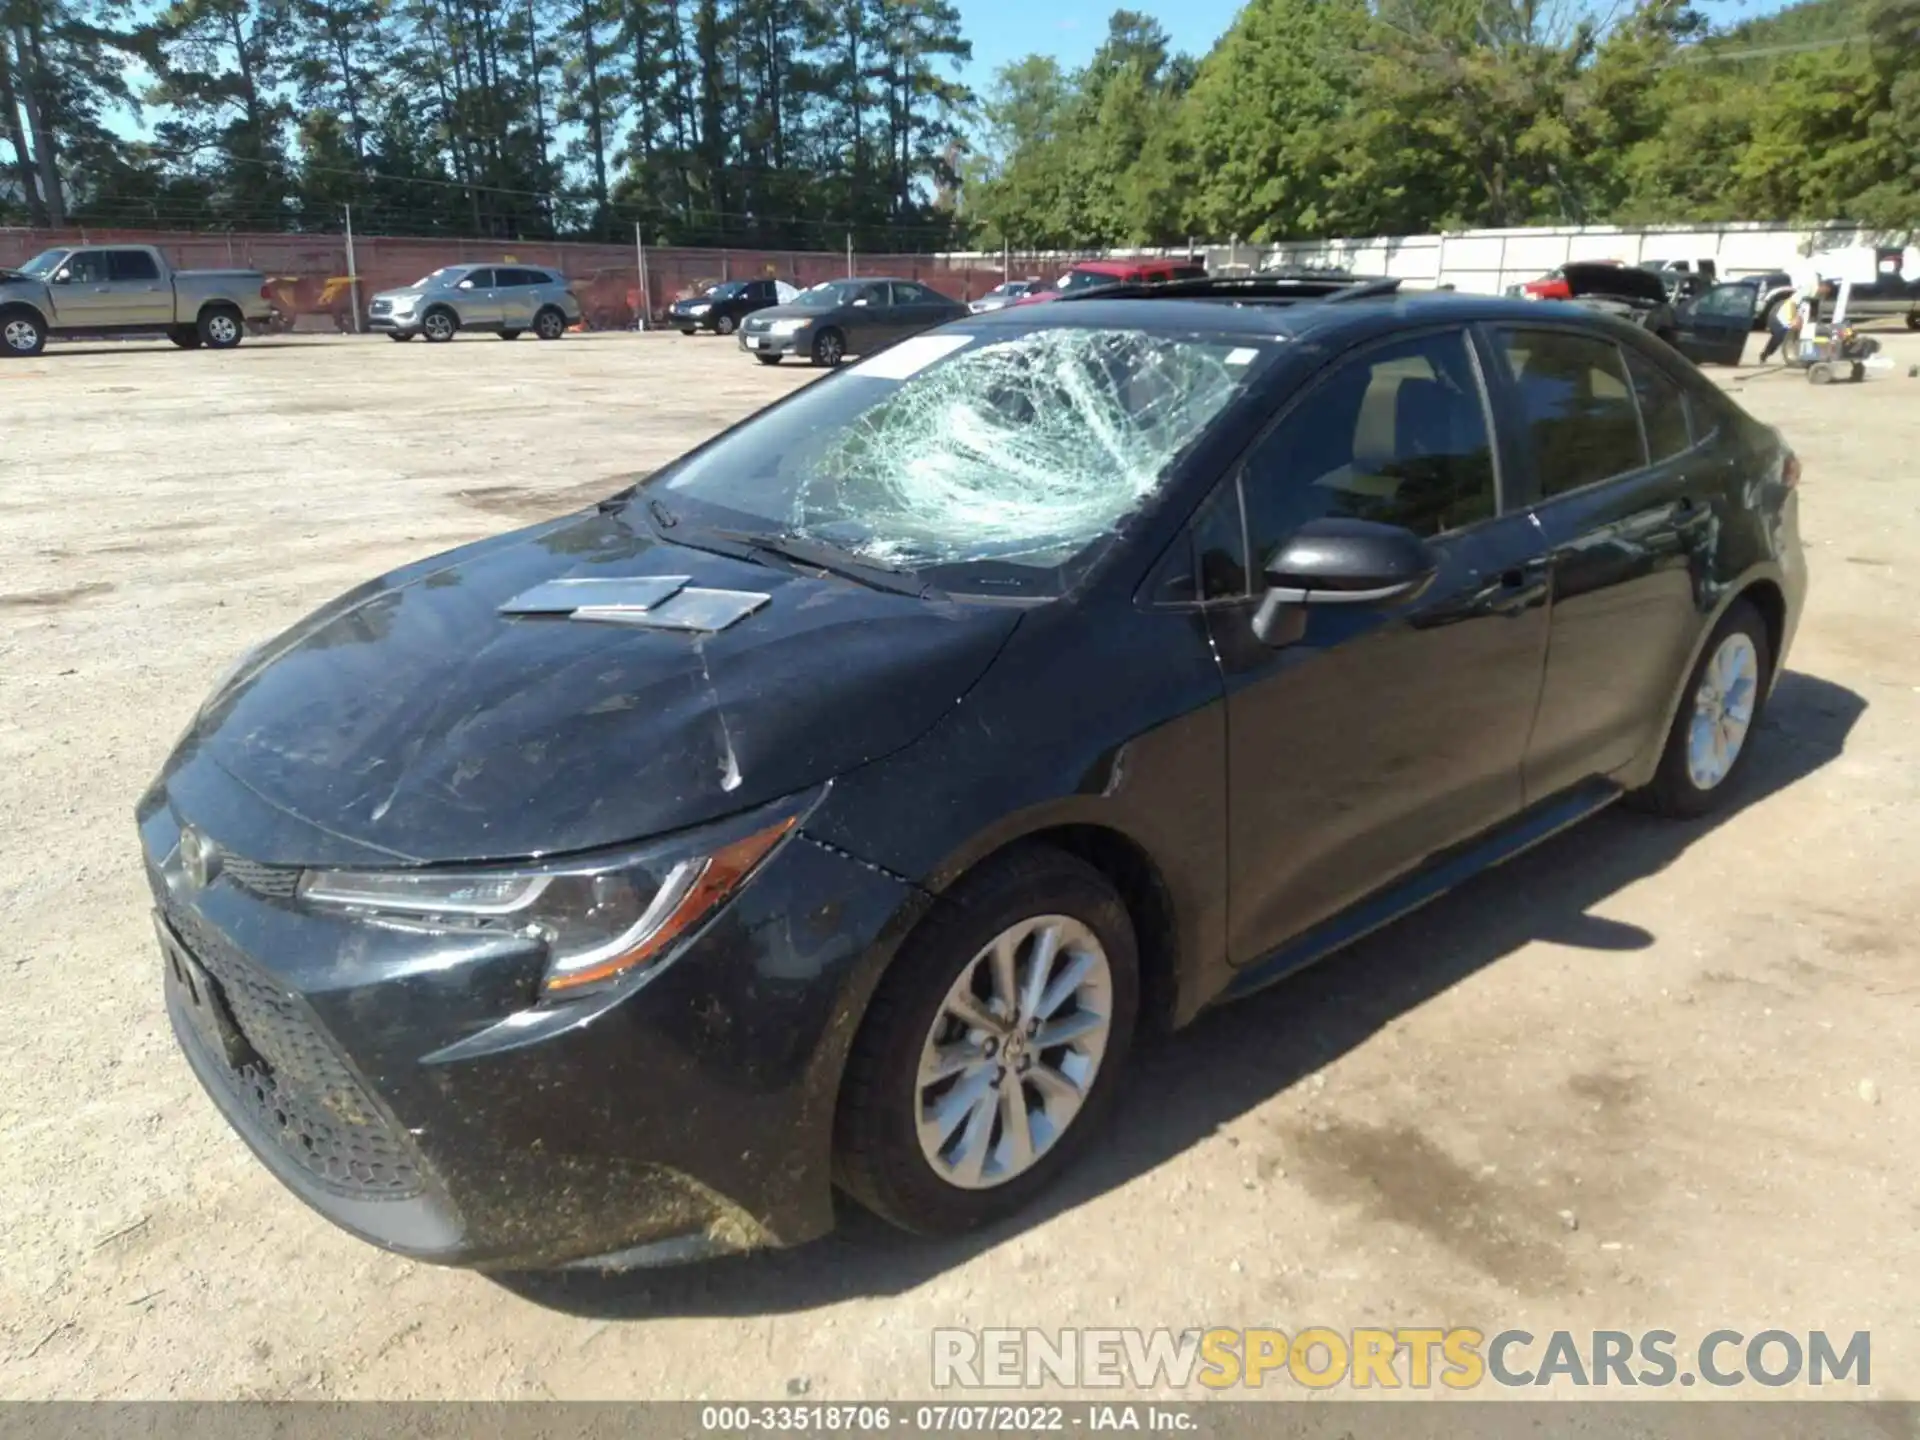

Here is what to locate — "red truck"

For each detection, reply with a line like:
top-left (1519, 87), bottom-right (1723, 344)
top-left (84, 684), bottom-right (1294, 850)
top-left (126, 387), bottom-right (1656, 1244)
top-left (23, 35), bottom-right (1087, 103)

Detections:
top-left (1015, 256), bottom-right (1209, 304)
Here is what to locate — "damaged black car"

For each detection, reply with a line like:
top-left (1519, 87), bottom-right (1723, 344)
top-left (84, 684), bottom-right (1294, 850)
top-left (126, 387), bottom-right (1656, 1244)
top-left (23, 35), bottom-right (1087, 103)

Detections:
top-left (140, 286), bottom-right (1803, 1270)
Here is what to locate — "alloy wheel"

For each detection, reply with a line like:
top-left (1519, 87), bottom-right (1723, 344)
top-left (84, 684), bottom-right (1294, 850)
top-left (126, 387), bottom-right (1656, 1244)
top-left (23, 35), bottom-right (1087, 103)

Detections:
top-left (3, 317), bottom-right (40, 353)
top-left (915, 915), bottom-right (1114, 1190)
top-left (207, 313), bottom-right (239, 346)
top-left (424, 312), bottom-right (455, 342)
top-left (1687, 632), bottom-right (1758, 790)
top-left (536, 310), bottom-right (565, 339)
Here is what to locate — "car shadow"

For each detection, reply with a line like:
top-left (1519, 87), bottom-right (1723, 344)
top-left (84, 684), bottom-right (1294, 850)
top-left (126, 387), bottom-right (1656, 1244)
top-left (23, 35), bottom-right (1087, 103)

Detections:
top-left (497, 668), bottom-right (1865, 1320)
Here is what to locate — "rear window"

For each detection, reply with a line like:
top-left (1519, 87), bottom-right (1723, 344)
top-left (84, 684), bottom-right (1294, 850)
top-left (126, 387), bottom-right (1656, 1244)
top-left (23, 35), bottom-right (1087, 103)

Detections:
top-left (1498, 329), bottom-right (1647, 497)
top-left (107, 250), bottom-right (161, 282)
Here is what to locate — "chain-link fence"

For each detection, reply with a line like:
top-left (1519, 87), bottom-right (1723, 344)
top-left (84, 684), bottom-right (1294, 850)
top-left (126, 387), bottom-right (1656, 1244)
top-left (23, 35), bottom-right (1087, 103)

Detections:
top-left (0, 227), bottom-right (1024, 332)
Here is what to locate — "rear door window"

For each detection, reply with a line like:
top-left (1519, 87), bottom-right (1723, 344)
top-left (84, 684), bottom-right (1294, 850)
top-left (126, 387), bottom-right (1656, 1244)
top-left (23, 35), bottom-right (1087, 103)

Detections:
top-left (107, 250), bottom-right (161, 282)
top-left (1497, 329), bottom-right (1648, 498)
top-left (1623, 350), bottom-right (1691, 462)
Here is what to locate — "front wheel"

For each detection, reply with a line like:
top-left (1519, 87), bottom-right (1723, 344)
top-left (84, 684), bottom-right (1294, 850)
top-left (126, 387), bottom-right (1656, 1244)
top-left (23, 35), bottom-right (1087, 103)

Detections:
top-left (811, 327), bottom-right (846, 367)
top-left (716, 313), bottom-right (736, 336)
top-left (388, 332), bottom-right (415, 342)
top-left (835, 846), bottom-right (1139, 1236)
top-left (168, 326), bottom-right (201, 350)
top-left (1628, 599), bottom-right (1771, 819)
top-left (421, 308), bottom-right (457, 343)
top-left (533, 307), bottom-right (567, 341)
top-left (198, 306), bottom-right (244, 349)
top-left (1, 308), bottom-right (45, 357)
top-left (756, 354), bottom-right (783, 366)
top-left (498, 329), bottom-right (522, 341)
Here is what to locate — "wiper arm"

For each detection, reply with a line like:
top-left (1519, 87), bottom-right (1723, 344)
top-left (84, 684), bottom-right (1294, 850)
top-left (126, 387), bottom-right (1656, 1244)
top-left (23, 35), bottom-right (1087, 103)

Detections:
top-left (710, 528), bottom-right (926, 596)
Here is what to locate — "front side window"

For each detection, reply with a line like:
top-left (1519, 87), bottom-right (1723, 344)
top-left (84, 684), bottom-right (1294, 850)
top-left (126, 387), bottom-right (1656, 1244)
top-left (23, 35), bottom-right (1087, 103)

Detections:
top-left (107, 250), bottom-right (161, 282)
top-left (653, 326), bottom-right (1264, 587)
top-left (63, 251), bottom-right (109, 283)
top-left (1497, 329), bottom-right (1647, 498)
top-left (1240, 329), bottom-right (1497, 566)
top-left (13, 249), bottom-right (68, 277)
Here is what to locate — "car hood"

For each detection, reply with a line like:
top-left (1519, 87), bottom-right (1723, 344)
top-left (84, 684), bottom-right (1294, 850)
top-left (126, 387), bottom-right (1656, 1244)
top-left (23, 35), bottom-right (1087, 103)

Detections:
top-left (373, 287), bottom-right (430, 303)
top-left (164, 507), bottom-right (1021, 865)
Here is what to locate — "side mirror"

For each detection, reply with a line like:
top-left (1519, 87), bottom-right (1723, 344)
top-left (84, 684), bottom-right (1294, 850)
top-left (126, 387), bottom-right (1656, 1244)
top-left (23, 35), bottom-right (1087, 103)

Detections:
top-left (852, 297), bottom-right (870, 308)
top-left (51, 268), bottom-right (71, 285)
top-left (457, 279), bottom-right (475, 290)
top-left (1251, 517), bottom-right (1439, 645)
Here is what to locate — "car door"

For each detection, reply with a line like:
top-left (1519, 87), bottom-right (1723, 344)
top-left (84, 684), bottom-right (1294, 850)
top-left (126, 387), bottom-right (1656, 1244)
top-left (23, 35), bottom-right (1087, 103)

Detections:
top-left (889, 281), bottom-right (956, 340)
top-left (104, 250), bottom-right (174, 328)
top-left (495, 268), bottom-right (539, 328)
top-left (1203, 326), bottom-right (1552, 966)
top-left (44, 249), bottom-right (119, 326)
top-left (1670, 283), bottom-right (1754, 366)
top-left (1485, 326), bottom-right (1710, 800)
top-left (453, 268), bottom-right (502, 326)
top-left (846, 282), bottom-right (901, 350)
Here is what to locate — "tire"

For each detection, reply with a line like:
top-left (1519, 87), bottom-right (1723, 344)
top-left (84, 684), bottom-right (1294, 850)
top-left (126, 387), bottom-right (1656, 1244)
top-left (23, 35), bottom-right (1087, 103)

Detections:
top-left (533, 307), bottom-right (566, 341)
top-left (388, 332), bottom-right (415, 342)
top-left (756, 354), bottom-right (783, 366)
top-left (716, 313), bottom-right (736, 336)
top-left (0, 306), bottom-right (45, 357)
top-left (835, 845), bottom-right (1140, 1237)
top-left (1906, 309), bottom-right (1919, 333)
top-left (167, 326), bottom-right (201, 350)
top-left (1808, 361), bottom-right (1834, 385)
top-left (811, 327), bottom-right (846, 367)
top-left (1627, 598), bottom-right (1772, 820)
top-left (498, 329), bottom-right (522, 341)
top-left (1850, 361), bottom-right (1866, 383)
top-left (197, 305), bottom-right (244, 350)
top-left (421, 307), bottom-right (457, 343)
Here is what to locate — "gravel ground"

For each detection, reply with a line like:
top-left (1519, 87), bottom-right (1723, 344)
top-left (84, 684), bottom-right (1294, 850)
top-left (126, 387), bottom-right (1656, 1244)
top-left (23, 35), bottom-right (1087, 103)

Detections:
top-left (1, 328), bottom-right (1915, 1401)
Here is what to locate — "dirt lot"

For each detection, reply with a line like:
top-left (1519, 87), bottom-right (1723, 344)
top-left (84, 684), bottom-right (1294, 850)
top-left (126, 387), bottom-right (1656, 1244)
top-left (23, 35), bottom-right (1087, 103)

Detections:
top-left (1, 327), bottom-right (1915, 1402)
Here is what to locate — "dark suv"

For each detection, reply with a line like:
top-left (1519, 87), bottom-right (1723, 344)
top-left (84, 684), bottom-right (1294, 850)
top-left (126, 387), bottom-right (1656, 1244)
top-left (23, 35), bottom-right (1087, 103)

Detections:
top-left (669, 278), bottom-right (783, 336)
top-left (141, 279), bottom-right (1803, 1272)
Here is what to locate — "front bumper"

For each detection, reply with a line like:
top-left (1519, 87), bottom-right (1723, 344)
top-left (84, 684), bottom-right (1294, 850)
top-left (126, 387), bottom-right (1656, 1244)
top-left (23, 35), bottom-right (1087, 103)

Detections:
top-left (737, 328), bottom-right (805, 356)
top-left (140, 792), bottom-right (925, 1270)
top-left (367, 314), bottom-right (419, 335)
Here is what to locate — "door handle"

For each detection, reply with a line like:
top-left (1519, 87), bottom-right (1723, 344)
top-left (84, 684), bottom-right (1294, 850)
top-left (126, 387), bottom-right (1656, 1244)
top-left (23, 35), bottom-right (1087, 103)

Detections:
top-left (1490, 563), bottom-right (1548, 615)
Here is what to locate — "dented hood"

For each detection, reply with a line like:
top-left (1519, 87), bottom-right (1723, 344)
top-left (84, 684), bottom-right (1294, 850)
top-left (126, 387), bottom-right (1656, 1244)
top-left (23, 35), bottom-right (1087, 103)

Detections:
top-left (171, 508), bottom-right (1020, 864)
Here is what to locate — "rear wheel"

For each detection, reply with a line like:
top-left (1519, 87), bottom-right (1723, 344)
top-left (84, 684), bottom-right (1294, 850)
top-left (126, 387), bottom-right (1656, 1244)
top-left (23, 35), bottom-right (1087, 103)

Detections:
top-left (756, 354), bottom-right (783, 366)
top-left (1, 307), bottom-right (45, 357)
top-left (716, 313), bottom-right (737, 336)
top-left (421, 307), bottom-right (457, 343)
top-left (835, 846), bottom-right (1138, 1236)
top-left (498, 329), bottom-right (522, 341)
top-left (1628, 599), bottom-right (1771, 820)
top-left (533, 307), bottom-right (567, 341)
top-left (811, 327), bottom-right (846, 367)
top-left (388, 331), bottom-right (415, 342)
top-left (197, 305), bottom-right (244, 350)
top-left (168, 326), bottom-right (201, 350)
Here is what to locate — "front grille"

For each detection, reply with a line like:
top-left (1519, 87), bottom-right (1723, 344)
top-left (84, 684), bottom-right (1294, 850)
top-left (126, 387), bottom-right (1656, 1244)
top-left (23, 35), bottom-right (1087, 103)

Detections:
top-left (164, 900), bottom-right (424, 1200)
top-left (370, 299), bottom-right (392, 316)
top-left (220, 854), bottom-right (300, 900)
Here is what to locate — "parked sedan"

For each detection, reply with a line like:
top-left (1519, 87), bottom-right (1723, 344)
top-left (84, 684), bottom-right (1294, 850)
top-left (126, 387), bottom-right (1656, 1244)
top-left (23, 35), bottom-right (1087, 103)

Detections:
top-left (669, 278), bottom-right (787, 336)
top-left (368, 265), bottom-right (582, 342)
top-left (968, 279), bottom-right (1043, 314)
top-left (737, 277), bottom-right (968, 365)
top-left (142, 285), bottom-right (1801, 1272)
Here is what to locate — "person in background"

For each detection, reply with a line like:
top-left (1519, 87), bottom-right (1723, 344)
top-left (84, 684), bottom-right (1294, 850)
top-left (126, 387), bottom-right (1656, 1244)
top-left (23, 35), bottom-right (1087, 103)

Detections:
top-left (1760, 285), bottom-right (1801, 364)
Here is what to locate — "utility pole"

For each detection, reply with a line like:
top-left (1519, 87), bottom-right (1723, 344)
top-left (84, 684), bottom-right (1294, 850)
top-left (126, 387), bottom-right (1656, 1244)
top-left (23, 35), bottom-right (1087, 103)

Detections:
top-left (634, 221), bottom-right (649, 331)
top-left (344, 205), bottom-right (363, 334)
top-left (846, 231), bottom-right (853, 278)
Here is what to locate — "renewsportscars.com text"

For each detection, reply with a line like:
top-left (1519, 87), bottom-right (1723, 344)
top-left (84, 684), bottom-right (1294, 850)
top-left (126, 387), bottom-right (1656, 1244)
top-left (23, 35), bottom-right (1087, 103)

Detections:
top-left (931, 1327), bottom-right (1872, 1391)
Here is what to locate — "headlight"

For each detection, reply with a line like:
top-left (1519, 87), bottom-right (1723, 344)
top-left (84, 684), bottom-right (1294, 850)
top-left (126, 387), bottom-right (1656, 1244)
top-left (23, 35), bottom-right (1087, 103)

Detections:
top-left (391, 300), bottom-right (416, 315)
top-left (688, 303), bottom-right (711, 315)
top-left (768, 317), bottom-right (810, 336)
top-left (297, 793), bottom-right (816, 996)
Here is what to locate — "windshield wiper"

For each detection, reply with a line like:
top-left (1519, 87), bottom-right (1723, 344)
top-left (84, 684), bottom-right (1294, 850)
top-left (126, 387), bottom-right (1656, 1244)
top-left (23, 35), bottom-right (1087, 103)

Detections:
top-left (710, 528), bottom-right (926, 596)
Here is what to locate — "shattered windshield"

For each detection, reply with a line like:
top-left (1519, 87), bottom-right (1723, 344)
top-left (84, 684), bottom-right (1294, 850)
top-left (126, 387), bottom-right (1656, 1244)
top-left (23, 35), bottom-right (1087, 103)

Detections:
top-left (652, 326), bottom-right (1263, 586)
top-left (15, 250), bottom-right (68, 277)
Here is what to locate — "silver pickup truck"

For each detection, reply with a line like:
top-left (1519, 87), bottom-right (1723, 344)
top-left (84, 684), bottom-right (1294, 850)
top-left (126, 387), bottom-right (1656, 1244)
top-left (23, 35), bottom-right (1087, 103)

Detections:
top-left (0, 243), bottom-right (273, 357)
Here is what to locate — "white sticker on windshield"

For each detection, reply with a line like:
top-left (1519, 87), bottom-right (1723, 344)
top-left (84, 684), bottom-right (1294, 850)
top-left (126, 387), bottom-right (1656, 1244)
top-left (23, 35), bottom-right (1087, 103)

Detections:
top-left (1224, 347), bottom-right (1261, 366)
top-left (850, 334), bottom-right (974, 380)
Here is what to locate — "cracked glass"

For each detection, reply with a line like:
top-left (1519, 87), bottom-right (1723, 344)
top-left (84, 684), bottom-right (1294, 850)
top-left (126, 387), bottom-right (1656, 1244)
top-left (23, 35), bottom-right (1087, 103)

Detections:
top-left (655, 326), bottom-right (1262, 583)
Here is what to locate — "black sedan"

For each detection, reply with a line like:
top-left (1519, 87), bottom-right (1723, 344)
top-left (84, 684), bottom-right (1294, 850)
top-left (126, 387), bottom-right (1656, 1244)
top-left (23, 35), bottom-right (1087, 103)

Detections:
top-left (737, 276), bottom-right (968, 365)
top-left (140, 284), bottom-right (1804, 1271)
top-left (667, 278), bottom-right (784, 336)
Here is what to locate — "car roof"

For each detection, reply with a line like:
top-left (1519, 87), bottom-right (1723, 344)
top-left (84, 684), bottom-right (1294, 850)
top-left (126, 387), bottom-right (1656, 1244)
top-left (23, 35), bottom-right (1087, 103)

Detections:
top-left (959, 290), bottom-right (1648, 344)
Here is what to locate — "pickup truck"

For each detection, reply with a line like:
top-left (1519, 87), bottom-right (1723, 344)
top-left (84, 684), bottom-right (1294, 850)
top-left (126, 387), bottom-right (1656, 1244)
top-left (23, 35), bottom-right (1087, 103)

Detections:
top-left (0, 243), bottom-right (273, 357)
